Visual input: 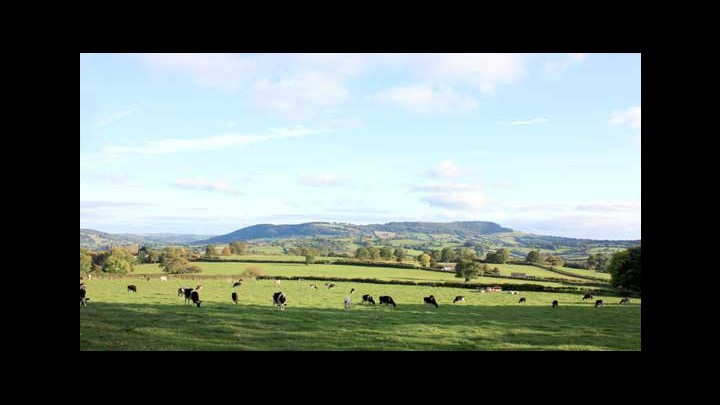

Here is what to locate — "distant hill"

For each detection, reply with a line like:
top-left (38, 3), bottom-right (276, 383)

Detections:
top-left (199, 221), bottom-right (513, 244)
top-left (80, 229), bottom-right (216, 249)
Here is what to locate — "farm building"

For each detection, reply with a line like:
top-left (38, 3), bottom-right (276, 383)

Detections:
top-left (486, 286), bottom-right (503, 292)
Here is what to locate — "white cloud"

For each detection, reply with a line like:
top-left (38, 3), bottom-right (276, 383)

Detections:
top-left (609, 106), bottom-right (641, 129)
top-left (372, 84), bottom-right (478, 113)
top-left (421, 192), bottom-right (488, 211)
top-left (173, 178), bottom-right (242, 195)
top-left (417, 53), bottom-right (528, 94)
top-left (297, 174), bottom-right (348, 187)
top-left (104, 126), bottom-right (322, 155)
top-left (545, 53), bottom-right (588, 74)
top-left (509, 118), bottom-right (549, 126)
top-left (95, 108), bottom-right (139, 127)
top-left (411, 182), bottom-right (483, 192)
top-left (253, 73), bottom-right (350, 120)
top-left (427, 160), bottom-right (467, 178)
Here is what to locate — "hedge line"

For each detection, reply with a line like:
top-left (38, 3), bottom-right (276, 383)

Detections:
top-left (528, 263), bottom-right (610, 283)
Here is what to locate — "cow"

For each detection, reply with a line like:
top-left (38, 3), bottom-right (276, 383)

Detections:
top-left (424, 295), bottom-right (439, 308)
top-left (379, 296), bottom-right (396, 307)
top-left (146, 277), bottom-right (151, 282)
top-left (160, 276), bottom-right (168, 282)
top-left (582, 293), bottom-right (594, 300)
top-left (619, 297), bottom-right (630, 305)
top-left (191, 290), bottom-right (203, 307)
top-left (309, 284), bottom-right (318, 290)
top-left (127, 285), bottom-right (137, 293)
top-left (350, 288), bottom-right (355, 294)
top-left (344, 296), bottom-right (352, 309)
top-left (552, 300), bottom-right (559, 308)
top-left (195, 285), bottom-right (203, 292)
top-left (273, 292), bottom-right (287, 311)
top-left (231, 292), bottom-right (239, 305)
top-left (327, 284), bottom-right (336, 290)
top-left (362, 294), bottom-right (375, 305)
top-left (80, 285), bottom-right (90, 307)
top-left (87, 274), bottom-right (92, 281)
top-left (518, 297), bottom-right (527, 303)
top-left (595, 300), bottom-right (604, 308)
top-left (178, 287), bottom-right (194, 304)
top-left (273, 280), bottom-right (282, 286)
top-left (233, 282), bottom-right (243, 288)
top-left (453, 296), bottom-right (465, 304)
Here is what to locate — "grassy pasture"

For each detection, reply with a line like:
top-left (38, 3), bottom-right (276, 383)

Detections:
top-left (79, 277), bottom-right (640, 351)
top-left (133, 262), bottom-right (575, 288)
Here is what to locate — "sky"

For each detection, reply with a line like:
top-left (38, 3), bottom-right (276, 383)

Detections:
top-left (80, 53), bottom-right (641, 239)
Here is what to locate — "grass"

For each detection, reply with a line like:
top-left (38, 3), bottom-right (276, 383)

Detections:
top-left (133, 262), bottom-right (575, 287)
top-left (551, 266), bottom-right (613, 281)
top-left (491, 264), bottom-right (602, 283)
top-left (79, 277), bottom-right (640, 351)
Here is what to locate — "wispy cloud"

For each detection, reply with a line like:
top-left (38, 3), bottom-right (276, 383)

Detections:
top-left (509, 117), bottom-right (549, 126)
top-left (426, 160), bottom-right (467, 179)
top-left (104, 126), bottom-right (323, 155)
top-left (81, 201), bottom-right (149, 209)
top-left (545, 53), bottom-right (588, 74)
top-left (411, 182), bottom-right (483, 192)
top-left (173, 179), bottom-right (242, 195)
top-left (609, 106), bottom-right (641, 129)
top-left (297, 173), bottom-right (348, 187)
top-left (371, 84), bottom-right (478, 113)
top-left (95, 108), bottom-right (139, 127)
top-left (421, 192), bottom-right (488, 211)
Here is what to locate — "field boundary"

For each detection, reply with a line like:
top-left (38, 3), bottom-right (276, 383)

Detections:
top-left (527, 263), bottom-right (610, 282)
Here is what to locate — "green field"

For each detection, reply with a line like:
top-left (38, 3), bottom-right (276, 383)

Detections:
top-left (489, 264), bottom-right (597, 283)
top-left (133, 262), bottom-right (575, 288)
top-left (552, 266), bottom-right (613, 281)
top-left (79, 277), bottom-right (640, 351)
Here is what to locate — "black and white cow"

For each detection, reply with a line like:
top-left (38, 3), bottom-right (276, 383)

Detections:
top-left (453, 296), bottom-right (465, 304)
top-left (233, 282), bottom-right (242, 288)
top-left (595, 300), bottom-right (604, 308)
top-left (350, 288), bottom-right (355, 294)
top-left (127, 285), bottom-right (137, 293)
top-left (552, 300), bottom-right (559, 308)
top-left (309, 284), bottom-right (318, 290)
top-left (80, 285), bottom-right (90, 307)
top-left (273, 292), bottom-right (287, 311)
top-left (582, 293), bottom-right (594, 300)
top-left (619, 297), bottom-right (630, 305)
top-left (379, 296), bottom-right (396, 307)
top-left (327, 284), bottom-right (336, 290)
top-left (344, 296), bottom-right (352, 309)
top-left (231, 292), bottom-right (239, 305)
top-left (362, 294), bottom-right (376, 305)
top-left (191, 290), bottom-right (202, 307)
top-left (179, 287), bottom-right (194, 304)
top-left (424, 295), bottom-right (439, 308)
top-left (518, 297), bottom-right (527, 303)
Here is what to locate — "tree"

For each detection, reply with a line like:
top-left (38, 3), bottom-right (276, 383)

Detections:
top-left (305, 253), bottom-right (316, 266)
top-left (229, 241), bottom-right (248, 255)
top-left (455, 247), bottom-right (477, 261)
top-left (380, 247), bottom-right (394, 261)
top-left (418, 253), bottom-right (431, 267)
top-left (355, 247), bottom-right (370, 260)
top-left (160, 250), bottom-right (201, 274)
top-left (367, 246), bottom-right (381, 261)
top-left (80, 248), bottom-right (92, 274)
top-left (526, 250), bottom-right (543, 263)
top-left (545, 255), bottom-right (564, 267)
top-left (222, 246), bottom-right (232, 256)
top-left (102, 248), bottom-right (135, 274)
top-left (393, 248), bottom-right (406, 262)
top-left (441, 247), bottom-right (457, 262)
top-left (455, 260), bottom-right (482, 282)
top-left (607, 246), bottom-right (641, 292)
top-left (486, 248), bottom-right (510, 264)
top-left (205, 245), bottom-right (218, 258)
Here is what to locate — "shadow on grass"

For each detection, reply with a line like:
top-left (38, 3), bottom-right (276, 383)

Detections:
top-left (80, 301), bottom-right (640, 351)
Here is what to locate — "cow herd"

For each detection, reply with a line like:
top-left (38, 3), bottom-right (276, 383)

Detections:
top-left (79, 275), bottom-right (632, 311)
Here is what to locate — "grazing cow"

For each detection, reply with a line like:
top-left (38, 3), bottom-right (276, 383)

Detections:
top-left (273, 280), bottom-right (281, 286)
top-left (80, 286), bottom-right (90, 307)
top-left (362, 294), bottom-right (376, 305)
top-left (233, 282), bottom-right (242, 288)
top-left (231, 292), bottom-right (239, 305)
top-left (453, 296), bottom-right (465, 304)
top-left (309, 284), bottom-right (318, 290)
top-left (190, 291), bottom-right (202, 307)
top-left (595, 300), bottom-right (604, 308)
top-left (424, 295), bottom-right (439, 308)
top-left (344, 296), bottom-right (352, 309)
top-left (87, 274), bottom-right (92, 281)
top-left (379, 296), bottom-right (396, 307)
top-left (552, 300), bottom-right (559, 308)
top-left (195, 285), bottom-right (203, 292)
top-left (619, 297), bottom-right (630, 305)
top-left (160, 276), bottom-right (168, 282)
top-left (146, 277), bottom-right (151, 282)
top-left (518, 297), bottom-right (527, 303)
top-left (127, 285), bottom-right (137, 293)
top-left (273, 292), bottom-right (287, 311)
top-left (327, 284), bottom-right (336, 290)
top-left (178, 287), bottom-right (194, 304)
top-left (582, 293), bottom-right (594, 300)
top-left (350, 288), bottom-right (355, 294)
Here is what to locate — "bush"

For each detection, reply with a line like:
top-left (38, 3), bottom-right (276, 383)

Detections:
top-left (242, 267), bottom-right (263, 279)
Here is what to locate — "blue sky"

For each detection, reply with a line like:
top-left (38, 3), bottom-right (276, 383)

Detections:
top-left (80, 53), bottom-right (641, 239)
